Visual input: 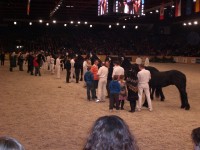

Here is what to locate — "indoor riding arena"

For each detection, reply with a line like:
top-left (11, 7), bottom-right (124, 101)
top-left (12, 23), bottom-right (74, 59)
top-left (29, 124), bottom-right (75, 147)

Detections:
top-left (1, 0), bottom-right (200, 150)
top-left (0, 61), bottom-right (200, 150)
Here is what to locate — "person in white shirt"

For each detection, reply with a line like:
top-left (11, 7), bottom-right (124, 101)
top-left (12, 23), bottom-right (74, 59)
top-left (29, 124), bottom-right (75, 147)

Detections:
top-left (144, 57), bottom-right (149, 67)
top-left (70, 57), bottom-right (75, 82)
top-left (50, 55), bottom-right (55, 74)
top-left (96, 62), bottom-right (108, 102)
top-left (137, 64), bottom-right (152, 112)
top-left (56, 55), bottom-right (61, 79)
top-left (46, 55), bottom-right (51, 70)
top-left (83, 58), bottom-right (89, 83)
top-left (136, 56), bottom-right (142, 65)
top-left (112, 61), bottom-right (124, 79)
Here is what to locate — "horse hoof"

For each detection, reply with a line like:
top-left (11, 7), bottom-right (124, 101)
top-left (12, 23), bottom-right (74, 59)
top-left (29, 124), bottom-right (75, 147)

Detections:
top-left (180, 105), bottom-right (185, 109)
top-left (161, 98), bottom-right (165, 101)
top-left (185, 105), bottom-right (190, 110)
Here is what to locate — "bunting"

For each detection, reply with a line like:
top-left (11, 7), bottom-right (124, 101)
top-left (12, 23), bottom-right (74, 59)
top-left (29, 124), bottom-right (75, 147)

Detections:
top-left (160, 0), bottom-right (164, 20)
top-left (195, 0), bottom-right (200, 12)
top-left (27, 0), bottom-right (31, 15)
top-left (175, 0), bottom-right (181, 17)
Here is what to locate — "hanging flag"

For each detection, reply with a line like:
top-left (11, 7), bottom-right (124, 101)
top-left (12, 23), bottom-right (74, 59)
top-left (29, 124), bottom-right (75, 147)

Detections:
top-left (160, 0), bottom-right (164, 20)
top-left (195, 0), bottom-right (200, 12)
top-left (175, 0), bottom-right (181, 17)
top-left (27, 0), bottom-right (31, 15)
top-left (186, 0), bottom-right (192, 15)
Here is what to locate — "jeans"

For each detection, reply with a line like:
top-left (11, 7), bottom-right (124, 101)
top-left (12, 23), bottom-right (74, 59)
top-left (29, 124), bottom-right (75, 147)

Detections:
top-left (110, 93), bottom-right (119, 110)
top-left (91, 80), bottom-right (98, 99)
top-left (86, 83), bottom-right (92, 100)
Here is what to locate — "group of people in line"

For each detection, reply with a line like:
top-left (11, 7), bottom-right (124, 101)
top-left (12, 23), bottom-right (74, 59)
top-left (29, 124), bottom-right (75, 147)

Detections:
top-left (8, 51), bottom-right (152, 113)
top-left (1, 116), bottom-right (200, 150)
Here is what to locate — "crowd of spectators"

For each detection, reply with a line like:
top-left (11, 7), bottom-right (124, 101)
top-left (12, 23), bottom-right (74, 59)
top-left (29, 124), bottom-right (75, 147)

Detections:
top-left (0, 26), bottom-right (200, 57)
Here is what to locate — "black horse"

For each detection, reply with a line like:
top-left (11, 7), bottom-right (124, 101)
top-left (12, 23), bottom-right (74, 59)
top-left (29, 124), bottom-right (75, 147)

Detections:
top-left (121, 58), bottom-right (190, 110)
top-left (146, 68), bottom-right (190, 110)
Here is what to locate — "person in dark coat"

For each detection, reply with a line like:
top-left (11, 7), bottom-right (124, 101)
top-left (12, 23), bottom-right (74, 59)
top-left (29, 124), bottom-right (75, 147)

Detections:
top-left (0, 51), bottom-right (5, 66)
top-left (65, 57), bottom-right (71, 83)
top-left (9, 52), bottom-right (17, 72)
top-left (74, 57), bottom-right (82, 83)
top-left (126, 69), bottom-right (139, 112)
top-left (18, 52), bottom-right (24, 71)
top-left (27, 52), bottom-right (34, 75)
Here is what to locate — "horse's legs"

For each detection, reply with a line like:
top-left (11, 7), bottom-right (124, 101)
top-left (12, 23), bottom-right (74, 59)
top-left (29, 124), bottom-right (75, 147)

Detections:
top-left (159, 88), bottom-right (165, 101)
top-left (150, 87), bottom-right (155, 100)
top-left (177, 86), bottom-right (190, 110)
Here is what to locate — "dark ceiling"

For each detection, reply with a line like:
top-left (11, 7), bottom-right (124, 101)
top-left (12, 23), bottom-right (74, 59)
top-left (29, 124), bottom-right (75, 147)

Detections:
top-left (0, 0), bottom-right (172, 23)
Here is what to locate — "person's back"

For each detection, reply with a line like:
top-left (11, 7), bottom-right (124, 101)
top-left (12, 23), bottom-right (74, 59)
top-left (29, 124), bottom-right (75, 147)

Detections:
top-left (84, 70), bottom-right (93, 85)
top-left (137, 69), bottom-right (151, 84)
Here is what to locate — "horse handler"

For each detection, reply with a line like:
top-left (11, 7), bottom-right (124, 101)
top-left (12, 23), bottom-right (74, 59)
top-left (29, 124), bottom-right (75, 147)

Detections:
top-left (137, 64), bottom-right (153, 112)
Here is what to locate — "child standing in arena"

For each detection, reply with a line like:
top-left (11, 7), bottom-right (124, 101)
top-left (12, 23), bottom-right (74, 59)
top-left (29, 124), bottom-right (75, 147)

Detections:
top-left (84, 66), bottom-right (94, 101)
top-left (118, 75), bottom-right (127, 110)
top-left (109, 75), bottom-right (121, 111)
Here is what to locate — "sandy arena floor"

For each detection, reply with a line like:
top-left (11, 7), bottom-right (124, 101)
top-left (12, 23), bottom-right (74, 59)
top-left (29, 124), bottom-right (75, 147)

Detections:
top-left (0, 61), bottom-right (200, 150)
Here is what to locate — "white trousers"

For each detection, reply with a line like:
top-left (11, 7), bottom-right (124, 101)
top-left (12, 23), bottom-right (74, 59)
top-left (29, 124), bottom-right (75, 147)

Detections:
top-left (97, 78), bottom-right (107, 101)
top-left (50, 64), bottom-right (54, 74)
top-left (56, 65), bottom-right (61, 78)
top-left (70, 67), bottom-right (75, 81)
top-left (138, 83), bottom-right (152, 110)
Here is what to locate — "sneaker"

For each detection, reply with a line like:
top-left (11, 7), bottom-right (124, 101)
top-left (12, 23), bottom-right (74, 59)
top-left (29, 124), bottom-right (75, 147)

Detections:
top-left (109, 109), bottom-right (113, 112)
top-left (137, 108), bottom-right (141, 112)
top-left (95, 99), bottom-right (100, 103)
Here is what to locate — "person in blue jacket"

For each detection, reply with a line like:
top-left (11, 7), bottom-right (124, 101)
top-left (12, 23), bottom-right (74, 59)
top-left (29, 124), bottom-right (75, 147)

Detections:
top-left (109, 75), bottom-right (121, 111)
top-left (84, 66), bottom-right (94, 101)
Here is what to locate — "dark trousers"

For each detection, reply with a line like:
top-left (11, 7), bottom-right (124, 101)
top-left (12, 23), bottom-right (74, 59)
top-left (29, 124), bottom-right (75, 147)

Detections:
top-left (1, 59), bottom-right (4, 66)
top-left (120, 100), bottom-right (125, 109)
top-left (110, 93), bottom-right (119, 110)
top-left (75, 69), bottom-right (80, 83)
top-left (35, 66), bottom-right (41, 76)
top-left (129, 99), bottom-right (136, 112)
top-left (29, 65), bottom-right (34, 75)
top-left (86, 83), bottom-right (92, 100)
top-left (91, 80), bottom-right (98, 99)
top-left (19, 63), bottom-right (23, 71)
top-left (106, 80), bottom-right (111, 97)
top-left (66, 69), bottom-right (70, 83)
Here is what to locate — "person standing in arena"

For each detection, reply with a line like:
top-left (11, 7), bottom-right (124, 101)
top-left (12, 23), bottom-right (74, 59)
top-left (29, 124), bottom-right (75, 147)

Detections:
top-left (65, 57), bottom-right (71, 83)
top-left (50, 54), bottom-right (55, 74)
top-left (74, 57), bottom-right (82, 83)
top-left (18, 52), bottom-right (24, 71)
top-left (84, 66), bottom-right (94, 101)
top-left (137, 64), bottom-right (152, 112)
top-left (96, 62), bottom-right (108, 102)
top-left (56, 55), bottom-right (61, 79)
top-left (109, 75), bottom-right (121, 111)
top-left (112, 61), bottom-right (124, 80)
top-left (0, 51), bottom-right (5, 66)
top-left (118, 75), bottom-right (127, 110)
top-left (126, 70), bottom-right (139, 112)
top-left (33, 55), bottom-right (41, 76)
top-left (91, 59), bottom-right (99, 100)
top-left (70, 56), bottom-right (75, 82)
